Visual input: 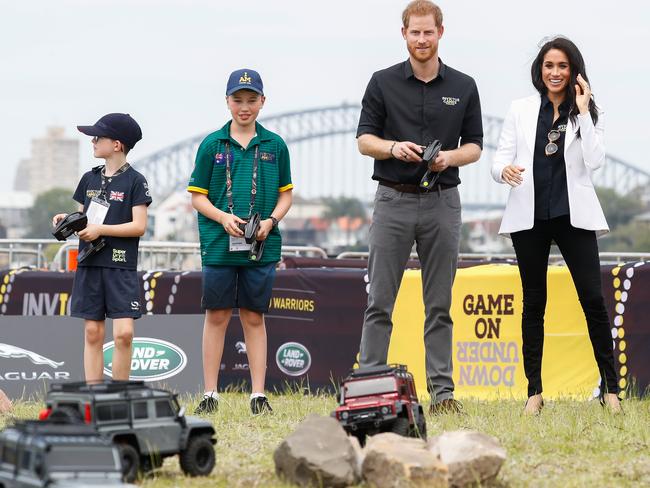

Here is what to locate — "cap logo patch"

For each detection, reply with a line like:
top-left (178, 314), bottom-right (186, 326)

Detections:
top-left (239, 72), bottom-right (252, 84)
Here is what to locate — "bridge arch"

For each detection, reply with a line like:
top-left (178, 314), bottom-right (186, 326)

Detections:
top-left (134, 103), bottom-right (650, 207)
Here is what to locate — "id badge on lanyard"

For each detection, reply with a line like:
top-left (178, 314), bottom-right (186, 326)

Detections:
top-left (229, 235), bottom-right (251, 252)
top-left (87, 197), bottom-right (110, 225)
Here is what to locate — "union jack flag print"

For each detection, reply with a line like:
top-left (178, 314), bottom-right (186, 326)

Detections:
top-left (109, 191), bottom-right (125, 202)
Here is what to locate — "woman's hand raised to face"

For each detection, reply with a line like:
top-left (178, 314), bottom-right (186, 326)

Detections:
top-left (501, 165), bottom-right (525, 187)
top-left (575, 73), bottom-right (591, 115)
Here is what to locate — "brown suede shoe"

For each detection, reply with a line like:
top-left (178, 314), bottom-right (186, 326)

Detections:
top-left (429, 398), bottom-right (464, 415)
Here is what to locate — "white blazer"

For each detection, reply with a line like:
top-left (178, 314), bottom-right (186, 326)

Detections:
top-left (491, 94), bottom-right (609, 237)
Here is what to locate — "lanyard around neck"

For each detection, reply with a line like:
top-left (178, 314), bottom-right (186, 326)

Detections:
top-left (100, 163), bottom-right (129, 200)
top-left (224, 142), bottom-right (259, 218)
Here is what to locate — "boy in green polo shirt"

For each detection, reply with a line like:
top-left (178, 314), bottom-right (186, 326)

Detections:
top-left (188, 69), bottom-right (293, 415)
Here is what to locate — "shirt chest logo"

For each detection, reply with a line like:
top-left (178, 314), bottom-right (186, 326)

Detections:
top-left (260, 152), bottom-right (276, 163)
top-left (442, 96), bottom-right (460, 106)
top-left (557, 124), bottom-right (567, 132)
top-left (112, 249), bottom-right (126, 262)
top-left (214, 151), bottom-right (234, 165)
top-left (86, 189), bottom-right (101, 199)
top-left (109, 191), bottom-right (125, 202)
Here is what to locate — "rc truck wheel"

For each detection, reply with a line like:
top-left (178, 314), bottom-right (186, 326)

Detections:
top-left (414, 413), bottom-right (427, 440)
top-left (140, 452), bottom-right (163, 475)
top-left (48, 406), bottom-right (83, 424)
top-left (180, 435), bottom-right (215, 477)
top-left (389, 416), bottom-right (410, 437)
top-left (351, 430), bottom-right (367, 447)
top-left (119, 443), bottom-right (140, 483)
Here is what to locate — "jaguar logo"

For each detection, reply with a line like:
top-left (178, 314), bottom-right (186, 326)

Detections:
top-left (235, 341), bottom-right (247, 354)
top-left (0, 343), bottom-right (64, 368)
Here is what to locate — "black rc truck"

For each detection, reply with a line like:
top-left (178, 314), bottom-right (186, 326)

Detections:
top-left (39, 381), bottom-right (215, 482)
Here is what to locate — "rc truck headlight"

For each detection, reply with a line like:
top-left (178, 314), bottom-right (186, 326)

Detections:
top-left (380, 406), bottom-right (389, 415)
top-left (340, 411), bottom-right (349, 420)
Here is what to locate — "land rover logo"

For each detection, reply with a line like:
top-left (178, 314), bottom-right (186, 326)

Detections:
top-left (275, 342), bottom-right (311, 376)
top-left (103, 337), bottom-right (187, 381)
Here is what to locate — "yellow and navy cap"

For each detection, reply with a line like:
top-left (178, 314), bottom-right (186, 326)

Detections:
top-left (226, 69), bottom-right (264, 96)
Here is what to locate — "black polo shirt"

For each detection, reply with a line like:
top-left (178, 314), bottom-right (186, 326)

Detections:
top-left (533, 95), bottom-right (570, 220)
top-left (73, 165), bottom-right (152, 269)
top-left (356, 59), bottom-right (483, 187)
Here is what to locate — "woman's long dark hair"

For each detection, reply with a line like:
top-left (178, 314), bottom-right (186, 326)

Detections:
top-left (531, 37), bottom-right (598, 131)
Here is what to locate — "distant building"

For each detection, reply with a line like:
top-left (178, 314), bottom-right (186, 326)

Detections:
top-left (0, 192), bottom-right (34, 238)
top-left (324, 216), bottom-right (369, 253)
top-left (13, 159), bottom-right (30, 192)
top-left (150, 191), bottom-right (198, 242)
top-left (286, 196), bottom-right (328, 219)
top-left (282, 216), bottom-right (329, 247)
top-left (462, 209), bottom-right (508, 253)
top-left (281, 214), bottom-right (370, 254)
top-left (14, 127), bottom-right (79, 195)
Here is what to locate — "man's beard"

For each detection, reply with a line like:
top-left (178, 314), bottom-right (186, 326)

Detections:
top-left (407, 43), bottom-right (437, 63)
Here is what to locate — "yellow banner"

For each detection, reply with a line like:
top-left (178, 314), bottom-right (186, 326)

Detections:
top-left (387, 265), bottom-right (599, 400)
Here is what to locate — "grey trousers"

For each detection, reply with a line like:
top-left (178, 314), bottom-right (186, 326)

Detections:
top-left (359, 184), bottom-right (461, 402)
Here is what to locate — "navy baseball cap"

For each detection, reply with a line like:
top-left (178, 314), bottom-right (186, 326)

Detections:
top-left (77, 113), bottom-right (142, 149)
top-left (226, 69), bottom-right (264, 96)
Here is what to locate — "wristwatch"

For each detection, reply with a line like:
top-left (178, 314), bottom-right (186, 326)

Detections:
top-left (270, 216), bottom-right (279, 228)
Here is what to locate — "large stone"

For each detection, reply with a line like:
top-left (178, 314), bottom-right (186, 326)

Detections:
top-left (0, 389), bottom-right (12, 414)
top-left (428, 430), bottom-right (506, 487)
top-left (348, 433), bottom-right (364, 479)
top-left (274, 414), bottom-right (360, 487)
top-left (362, 433), bottom-right (448, 488)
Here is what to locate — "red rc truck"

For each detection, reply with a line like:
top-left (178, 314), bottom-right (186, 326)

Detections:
top-left (332, 364), bottom-right (426, 444)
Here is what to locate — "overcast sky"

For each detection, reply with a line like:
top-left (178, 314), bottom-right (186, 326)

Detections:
top-left (1, 0), bottom-right (649, 193)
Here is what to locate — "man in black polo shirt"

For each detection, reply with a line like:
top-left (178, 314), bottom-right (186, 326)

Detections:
top-left (356, 0), bottom-right (483, 414)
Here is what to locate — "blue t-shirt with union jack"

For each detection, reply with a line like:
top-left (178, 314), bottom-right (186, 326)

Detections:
top-left (73, 165), bottom-right (152, 269)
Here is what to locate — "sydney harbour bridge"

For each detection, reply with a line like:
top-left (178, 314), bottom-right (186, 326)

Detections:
top-left (133, 104), bottom-right (650, 210)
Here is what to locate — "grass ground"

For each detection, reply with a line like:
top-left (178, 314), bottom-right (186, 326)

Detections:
top-left (3, 392), bottom-right (649, 487)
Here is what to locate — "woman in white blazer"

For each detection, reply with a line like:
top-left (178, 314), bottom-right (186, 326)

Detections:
top-left (491, 37), bottom-right (621, 415)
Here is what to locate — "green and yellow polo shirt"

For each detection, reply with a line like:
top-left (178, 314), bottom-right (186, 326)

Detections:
top-left (187, 121), bottom-right (293, 266)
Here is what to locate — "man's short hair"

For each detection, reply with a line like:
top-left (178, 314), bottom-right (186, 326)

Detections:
top-left (402, 0), bottom-right (443, 28)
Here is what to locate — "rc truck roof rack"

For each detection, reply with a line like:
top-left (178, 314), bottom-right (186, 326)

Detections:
top-left (49, 380), bottom-right (147, 393)
top-left (11, 420), bottom-right (100, 436)
top-left (348, 364), bottom-right (408, 378)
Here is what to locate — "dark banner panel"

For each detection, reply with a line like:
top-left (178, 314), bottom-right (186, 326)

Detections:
top-left (0, 268), bottom-right (367, 399)
top-left (601, 263), bottom-right (650, 396)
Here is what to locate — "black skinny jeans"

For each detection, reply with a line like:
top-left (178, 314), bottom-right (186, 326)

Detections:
top-left (511, 216), bottom-right (618, 397)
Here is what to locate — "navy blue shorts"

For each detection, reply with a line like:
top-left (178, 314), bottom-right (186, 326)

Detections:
top-left (71, 267), bottom-right (142, 320)
top-left (202, 263), bottom-right (276, 313)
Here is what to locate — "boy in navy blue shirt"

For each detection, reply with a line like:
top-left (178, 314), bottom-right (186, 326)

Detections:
top-left (52, 113), bottom-right (152, 381)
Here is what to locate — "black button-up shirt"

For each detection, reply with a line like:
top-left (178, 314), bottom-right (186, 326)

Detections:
top-left (533, 95), bottom-right (570, 220)
top-left (356, 59), bottom-right (483, 187)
